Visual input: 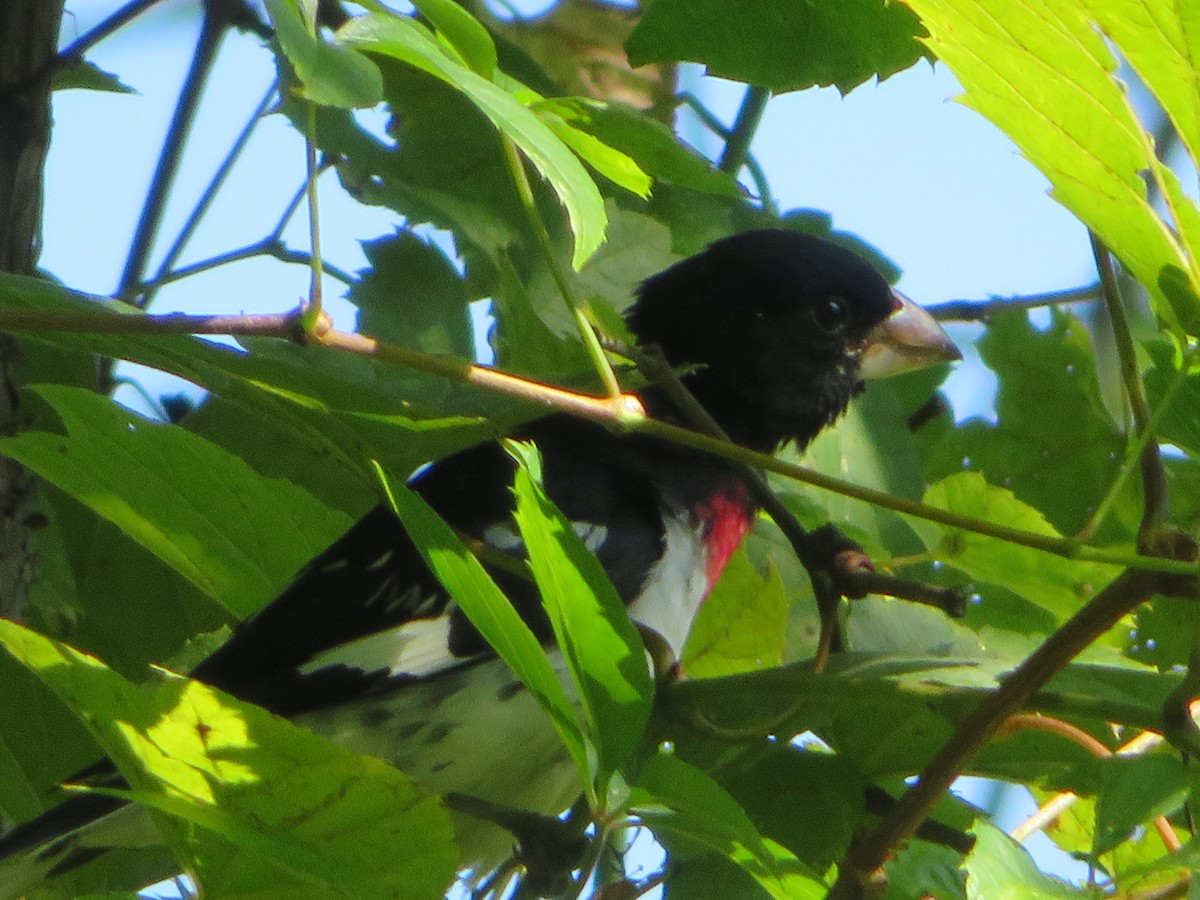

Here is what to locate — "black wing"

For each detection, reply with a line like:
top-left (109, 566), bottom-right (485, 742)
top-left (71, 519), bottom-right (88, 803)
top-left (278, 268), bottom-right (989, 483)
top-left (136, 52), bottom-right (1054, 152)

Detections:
top-left (192, 414), bottom-right (667, 717)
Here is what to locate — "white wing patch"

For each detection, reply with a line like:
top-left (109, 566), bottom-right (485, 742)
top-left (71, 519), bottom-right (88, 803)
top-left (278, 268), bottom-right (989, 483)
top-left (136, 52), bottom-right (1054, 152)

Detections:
top-left (481, 523), bottom-right (523, 553)
top-left (298, 611), bottom-right (457, 679)
top-left (481, 520), bottom-right (608, 554)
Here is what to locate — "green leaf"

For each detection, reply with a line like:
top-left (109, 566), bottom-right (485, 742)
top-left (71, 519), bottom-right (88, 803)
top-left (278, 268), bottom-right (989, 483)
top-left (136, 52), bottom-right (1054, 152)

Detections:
top-left (883, 839), bottom-right (966, 900)
top-left (626, 0), bottom-right (928, 93)
top-left (408, 0), bottom-right (497, 76)
top-left (1080, 2), bottom-right (1200, 183)
top-left (29, 488), bottom-right (226, 680)
top-left (0, 620), bottom-right (457, 899)
top-left (266, 0), bottom-right (383, 108)
top-left (378, 474), bottom-right (591, 785)
top-left (788, 377), bottom-right (928, 556)
top-left (682, 549), bottom-right (788, 678)
top-left (632, 753), bottom-right (827, 900)
top-left (845, 596), bottom-right (984, 660)
top-left (1093, 754), bottom-right (1188, 857)
top-left (0, 651), bottom-right (98, 823)
top-left (1146, 342), bottom-right (1200, 460)
top-left (919, 472), bottom-right (1121, 623)
top-left (0, 385), bottom-right (350, 618)
top-left (667, 654), bottom-right (1177, 787)
top-left (509, 443), bottom-right (653, 776)
top-left (715, 747), bottom-right (865, 869)
top-left (351, 231), bottom-right (474, 358)
top-left (536, 108), bottom-right (652, 198)
top-left (51, 59), bottom-right (135, 93)
top-left (920, 310), bottom-right (1126, 541)
top-left (340, 11), bottom-right (607, 269)
top-left (182, 396), bottom-right (376, 517)
top-left (537, 99), bottom-right (743, 198)
top-left (491, 254), bottom-right (590, 378)
top-left (963, 823), bottom-right (1083, 899)
top-left (899, 0), bottom-right (1200, 334)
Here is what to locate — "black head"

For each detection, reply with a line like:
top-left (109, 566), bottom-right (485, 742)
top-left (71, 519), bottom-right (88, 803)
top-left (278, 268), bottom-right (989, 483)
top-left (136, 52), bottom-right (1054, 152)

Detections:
top-left (627, 229), bottom-right (901, 452)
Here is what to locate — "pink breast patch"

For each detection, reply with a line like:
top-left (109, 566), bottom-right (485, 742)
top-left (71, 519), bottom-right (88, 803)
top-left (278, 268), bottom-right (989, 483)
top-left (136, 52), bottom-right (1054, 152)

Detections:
top-left (695, 487), bottom-right (753, 590)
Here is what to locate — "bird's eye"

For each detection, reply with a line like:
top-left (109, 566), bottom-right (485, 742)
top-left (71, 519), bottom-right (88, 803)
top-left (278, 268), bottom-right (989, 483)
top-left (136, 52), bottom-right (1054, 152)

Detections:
top-left (810, 296), bottom-right (849, 334)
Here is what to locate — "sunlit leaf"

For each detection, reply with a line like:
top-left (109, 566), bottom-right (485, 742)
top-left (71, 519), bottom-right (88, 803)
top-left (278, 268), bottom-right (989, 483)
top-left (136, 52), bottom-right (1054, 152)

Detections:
top-left (0, 620), bottom-right (457, 899)
top-left (627, 0), bottom-right (927, 93)
top-left (339, 11), bottom-right (607, 268)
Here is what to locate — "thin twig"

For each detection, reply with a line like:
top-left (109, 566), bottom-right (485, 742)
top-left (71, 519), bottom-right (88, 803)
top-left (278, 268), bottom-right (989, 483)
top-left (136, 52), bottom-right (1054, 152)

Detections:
top-left (1009, 722), bottom-right (1173, 844)
top-left (718, 86), bottom-right (771, 175)
top-left (677, 90), bottom-right (774, 212)
top-left (142, 80), bottom-right (278, 309)
top-left (56, 0), bottom-right (164, 70)
top-left (1, 304), bottom-right (1197, 577)
top-left (1089, 233), bottom-right (1169, 534)
top-left (116, 6), bottom-right (230, 308)
top-left (830, 568), bottom-right (1161, 898)
top-left (926, 284), bottom-right (1102, 321)
top-left (841, 570), bottom-right (968, 618)
top-left (1076, 341), bottom-right (1198, 543)
top-left (134, 239), bottom-right (354, 293)
top-left (299, 102), bottom-right (325, 333)
top-left (499, 135), bottom-right (622, 399)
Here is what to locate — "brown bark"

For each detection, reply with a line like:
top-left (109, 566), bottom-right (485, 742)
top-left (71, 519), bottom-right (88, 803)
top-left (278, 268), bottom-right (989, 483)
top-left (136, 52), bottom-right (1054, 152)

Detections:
top-left (0, 0), bottom-right (64, 620)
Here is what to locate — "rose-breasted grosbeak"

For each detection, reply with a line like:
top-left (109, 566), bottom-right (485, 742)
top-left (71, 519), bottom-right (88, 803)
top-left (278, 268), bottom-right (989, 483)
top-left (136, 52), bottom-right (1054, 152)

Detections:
top-left (0, 229), bottom-right (958, 896)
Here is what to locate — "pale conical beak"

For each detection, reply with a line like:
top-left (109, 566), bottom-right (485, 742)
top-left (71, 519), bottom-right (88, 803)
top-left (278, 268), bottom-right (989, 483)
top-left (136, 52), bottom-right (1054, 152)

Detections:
top-left (859, 290), bottom-right (961, 380)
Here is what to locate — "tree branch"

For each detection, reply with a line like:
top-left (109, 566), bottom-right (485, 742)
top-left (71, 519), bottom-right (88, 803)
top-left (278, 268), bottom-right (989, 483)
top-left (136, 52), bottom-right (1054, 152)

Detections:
top-left (829, 566), bottom-right (1170, 898)
top-left (1089, 233), bottom-right (1169, 534)
top-left (0, 303), bottom-right (1197, 578)
top-left (141, 80), bottom-right (279, 309)
top-left (718, 85), bottom-right (771, 176)
top-left (926, 284), bottom-right (1102, 321)
top-left (116, 1), bottom-right (232, 309)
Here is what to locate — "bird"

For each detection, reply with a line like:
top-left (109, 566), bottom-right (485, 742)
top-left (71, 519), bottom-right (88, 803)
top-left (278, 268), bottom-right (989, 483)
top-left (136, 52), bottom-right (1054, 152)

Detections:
top-left (0, 228), bottom-right (959, 897)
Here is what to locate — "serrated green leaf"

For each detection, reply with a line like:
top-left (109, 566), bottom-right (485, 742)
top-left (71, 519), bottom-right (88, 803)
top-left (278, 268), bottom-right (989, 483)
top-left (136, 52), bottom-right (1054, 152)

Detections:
top-left (899, 0), bottom-right (1200, 334)
top-left (1093, 754), bottom-right (1188, 857)
top-left (266, 0), bottom-right (383, 108)
top-left (379, 475), bottom-right (591, 785)
top-left (682, 549), bottom-right (788, 678)
top-left (408, 0), bottom-right (497, 76)
top-left (0, 386), bottom-right (349, 618)
top-left (536, 98), bottom-right (743, 198)
top-left (0, 620), bottom-right (457, 900)
top-left (921, 310), bottom-right (1126, 541)
top-left (340, 11), bottom-right (606, 269)
top-left (883, 839), bottom-right (966, 900)
top-left (1080, 1), bottom-right (1200, 172)
top-left (626, 0), bottom-right (928, 93)
top-left (536, 109), bottom-right (651, 198)
top-left (964, 823), bottom-right (1082, 899)
top-left (509, 443), bottom-right (652, 777)
top-left (632, 753), bottom-right (827, 900)
top-left (919, 472), bottom-right (1120, 623)
top-left (351, 231), bottom-right (473, 358)
top-left (52, 59), bottom-right (135, 94)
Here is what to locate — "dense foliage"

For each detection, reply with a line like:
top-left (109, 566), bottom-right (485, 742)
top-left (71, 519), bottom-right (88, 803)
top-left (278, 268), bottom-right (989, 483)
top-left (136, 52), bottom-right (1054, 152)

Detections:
top-left (2, 1), bottom-right (1199, 898)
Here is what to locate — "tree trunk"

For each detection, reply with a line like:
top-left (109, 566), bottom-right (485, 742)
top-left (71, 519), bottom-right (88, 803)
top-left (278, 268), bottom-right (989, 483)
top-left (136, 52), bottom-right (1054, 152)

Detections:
top-left (0, 0), bottom-right (63, 620)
